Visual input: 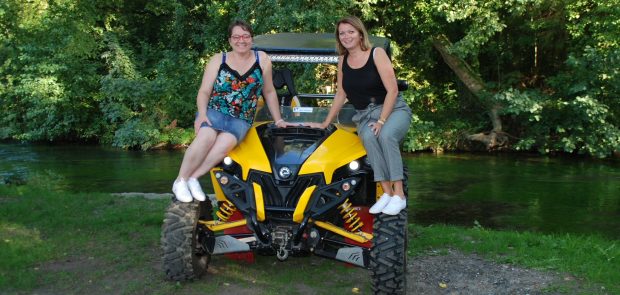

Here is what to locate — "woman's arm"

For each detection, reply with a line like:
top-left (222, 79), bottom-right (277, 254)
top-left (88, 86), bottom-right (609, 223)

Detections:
top-left (259, 51), bottom-right (287, 128)
top-left (373, 47), bottom-right (399, 123)
top-left (194, 53), bottom-right (222, 133)
top-left (316, 56), bottom-right (347, 128)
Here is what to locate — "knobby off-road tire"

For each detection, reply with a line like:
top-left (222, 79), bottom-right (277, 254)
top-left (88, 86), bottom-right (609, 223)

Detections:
top-left (161, 200), bottom-right (212, 281)
top-left (370, 209), bottom-right (408, 294)
top-left (370, 167), bottom-right (409, 294)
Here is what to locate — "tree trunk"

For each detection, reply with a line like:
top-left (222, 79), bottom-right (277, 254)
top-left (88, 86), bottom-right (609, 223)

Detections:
top-left (432, 35), bottom-right (486, 95)
top-left (432, 35), bottom-right (506, 149)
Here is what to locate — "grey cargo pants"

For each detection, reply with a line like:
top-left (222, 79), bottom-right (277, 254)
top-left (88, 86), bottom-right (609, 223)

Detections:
top-left (352, 96), bottom-right (412, 182)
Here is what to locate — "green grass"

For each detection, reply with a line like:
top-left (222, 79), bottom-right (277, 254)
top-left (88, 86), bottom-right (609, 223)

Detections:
top-left (0, 175), bottom-right (169, 292)
top-left (0, 177), bottom-right (370, 294)
top-left (1, 176), bottom-right (619, 294)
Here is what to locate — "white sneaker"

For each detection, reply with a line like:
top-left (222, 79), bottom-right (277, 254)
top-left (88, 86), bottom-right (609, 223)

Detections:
top-left (382, 196), bottom-right (406, 215)
top-left (369, 193), bottom-right (392, 214)
top-left (187, 178), bottom-right (206, 201)
top-left (172, 179), bottom-right (193, 203)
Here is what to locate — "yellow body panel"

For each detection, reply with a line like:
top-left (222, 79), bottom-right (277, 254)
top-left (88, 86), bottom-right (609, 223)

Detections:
top-left (210, 168), bottom-right (226, 202)
top-left (228, 124), bottom-right (272, 180)
top-left (209, 124), bottom-right (272, 202)
top-left (209, 125), bottom-right (369, 227)
top-left (253, 182), bottom-right (266, 221)
top-left (314, 220), bottom-right (373, 243)
top-left (376, 183), bottom-right (384, 200)
top-left (298, 128), bottom-right (366, 183)
top-left (293, 185), bottom-right (317, 223)
top-left (200, 219), bottom-right (247, 232)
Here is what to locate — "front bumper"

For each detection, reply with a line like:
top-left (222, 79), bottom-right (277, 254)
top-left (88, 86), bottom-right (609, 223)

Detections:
top-left (212, 169), bottom-right (361, 242)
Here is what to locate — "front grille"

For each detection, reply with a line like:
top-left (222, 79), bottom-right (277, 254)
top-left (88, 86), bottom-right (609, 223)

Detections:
top-left (266, 126), bottom-right (327, 138)
top-left (250, 171), bottom-right (323, 209)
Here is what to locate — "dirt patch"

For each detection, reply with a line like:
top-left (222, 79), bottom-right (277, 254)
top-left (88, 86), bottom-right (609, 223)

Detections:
top-left (38, 256), bottom-right (103, 273)
top-left (197, 250), bottom-right (594, 295)
top-left (29, 249), bottom-right (596, 295)
top-left (111, 192), bottom-right (173, 200)
top-left (408, 249), bottom-right (582, 294)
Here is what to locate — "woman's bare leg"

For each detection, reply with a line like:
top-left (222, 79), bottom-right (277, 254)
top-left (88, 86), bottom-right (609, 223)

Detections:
top-left (176, 127), bottom-right (217, 180)
top-left (190, 132), bottom-right (238, 179)
top-left (380, 181), bottom-right (393, 196)
top-left (392, 180), bottom-right (406, 199)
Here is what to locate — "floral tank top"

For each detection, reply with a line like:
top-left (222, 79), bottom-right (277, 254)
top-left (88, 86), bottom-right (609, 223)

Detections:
top-left (208, 51), bottom-right (263, 125)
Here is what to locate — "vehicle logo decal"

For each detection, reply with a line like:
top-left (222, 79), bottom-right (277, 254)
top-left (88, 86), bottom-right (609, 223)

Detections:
top-left (279, 166), bottom-right (292, 179)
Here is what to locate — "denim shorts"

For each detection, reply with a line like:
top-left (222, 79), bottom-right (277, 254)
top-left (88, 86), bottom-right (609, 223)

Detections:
top-left (199, 109), bottom-right (251, 142)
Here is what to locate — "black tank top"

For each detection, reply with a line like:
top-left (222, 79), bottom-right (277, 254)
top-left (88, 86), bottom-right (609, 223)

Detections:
top-left (342, 47), bottom-right (387, 110)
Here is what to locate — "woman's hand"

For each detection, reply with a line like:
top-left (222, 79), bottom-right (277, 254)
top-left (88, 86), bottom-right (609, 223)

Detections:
top-left (194, 114), bottom-right (211, 134)
top-left (274, 119), bottom-right (289, 128)
top-left (304, 122), bottom-right (329, 129)
top-left (368, 120), bottom-right (383, 136)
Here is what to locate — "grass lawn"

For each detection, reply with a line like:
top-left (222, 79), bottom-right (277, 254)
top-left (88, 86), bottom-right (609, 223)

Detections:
top-left (1, 177), bottom-right (618, 294)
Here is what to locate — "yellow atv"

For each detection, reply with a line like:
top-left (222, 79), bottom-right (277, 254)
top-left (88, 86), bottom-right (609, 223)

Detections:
top-left (161, 33), bottom-right (408, 294)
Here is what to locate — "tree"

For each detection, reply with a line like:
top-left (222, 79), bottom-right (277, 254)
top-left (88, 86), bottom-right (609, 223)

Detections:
top-left (376, 0), bottom-right (619, 156)
top-left (2, 0), bottom-right (618, 156)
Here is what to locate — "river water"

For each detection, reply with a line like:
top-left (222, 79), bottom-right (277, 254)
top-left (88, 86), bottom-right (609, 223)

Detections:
top-left (2, 143), bottom-right (619, 239)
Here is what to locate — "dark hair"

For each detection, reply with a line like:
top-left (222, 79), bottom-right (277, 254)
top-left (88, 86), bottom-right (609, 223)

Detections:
top-left (227, 19), bottom-right (253, 38)
top-left (335, 16), bottom-right (371, 55)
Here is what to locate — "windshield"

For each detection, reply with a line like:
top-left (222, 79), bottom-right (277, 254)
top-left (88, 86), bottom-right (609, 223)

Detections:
top-left (254, 104), bottom-right (358, 128)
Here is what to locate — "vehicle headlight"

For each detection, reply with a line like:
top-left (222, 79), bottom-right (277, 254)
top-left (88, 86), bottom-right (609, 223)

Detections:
top-left (215, 172), bottom-right (229, 185)
top-left (219, 156), bottom-right (242, 178)
top-left (348, 160), bottom-right (360, 171)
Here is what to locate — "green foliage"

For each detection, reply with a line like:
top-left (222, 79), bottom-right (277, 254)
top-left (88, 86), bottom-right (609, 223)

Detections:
top-left (402, 114), bottom-right (437, 152)
top-left (0, 0), bottom-right (102, 142)
top-left (112, 119), bottom-right (160, 150)
top-left (237, 0), bottom-right (355, 33)
top-left (377, 0), bottom-right (619, 156)
top-left (493, 88), bottom-right (620, 157)
top-left (494, 88), bottom-right (544, 120)
top-left (1, 0), bottom-right (618, 156)
top-left (401, 86), bottom-right (477, 152)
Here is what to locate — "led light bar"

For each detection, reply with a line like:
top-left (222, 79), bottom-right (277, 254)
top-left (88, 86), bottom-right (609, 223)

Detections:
top-left (268, 54), bottom-right (338, 64)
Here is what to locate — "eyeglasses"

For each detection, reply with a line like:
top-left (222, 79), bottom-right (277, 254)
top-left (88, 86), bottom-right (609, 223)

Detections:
top-left (231, 34), bottom-right (252, 41)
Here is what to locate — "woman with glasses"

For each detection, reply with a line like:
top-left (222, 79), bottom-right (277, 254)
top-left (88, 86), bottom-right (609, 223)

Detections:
top-left (172, 20), bottom-right (289, 202)
top-left (309, 16), bottom-right (412, 215)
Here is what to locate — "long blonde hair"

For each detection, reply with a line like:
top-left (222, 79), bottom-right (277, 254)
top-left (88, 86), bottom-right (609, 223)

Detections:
top-left (335, 16), bottom-right (372, 55)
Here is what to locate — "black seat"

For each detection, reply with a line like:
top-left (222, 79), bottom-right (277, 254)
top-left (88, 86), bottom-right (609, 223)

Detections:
top-left (272, 68), bottom-right (298, 106)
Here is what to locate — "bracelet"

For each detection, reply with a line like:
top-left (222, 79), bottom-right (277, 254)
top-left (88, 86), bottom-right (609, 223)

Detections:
top-left (275, 119), bottom-right (284, 124)
top-left (377, 119), bottom-right (385, 125)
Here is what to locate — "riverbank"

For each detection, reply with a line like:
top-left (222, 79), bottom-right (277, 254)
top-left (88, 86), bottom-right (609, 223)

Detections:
top-left (1, 182), bottom-right (618, 294)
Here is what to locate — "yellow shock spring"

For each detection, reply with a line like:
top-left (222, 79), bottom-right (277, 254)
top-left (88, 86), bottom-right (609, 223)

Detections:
top-left (338, 199), bottom-right (364, 231)
top-left (216, 200), bottom-right (237, 222)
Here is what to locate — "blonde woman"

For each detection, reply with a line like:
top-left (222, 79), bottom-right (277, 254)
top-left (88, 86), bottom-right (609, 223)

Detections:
top-left (310, 16), bottom-right (411, 215)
